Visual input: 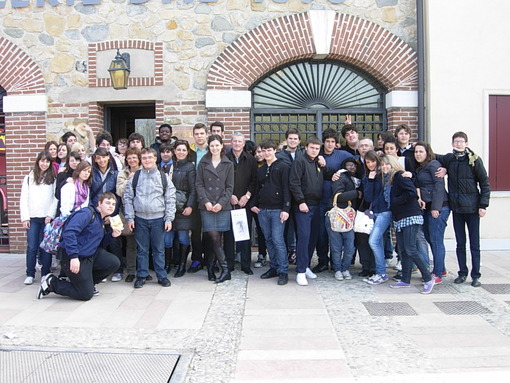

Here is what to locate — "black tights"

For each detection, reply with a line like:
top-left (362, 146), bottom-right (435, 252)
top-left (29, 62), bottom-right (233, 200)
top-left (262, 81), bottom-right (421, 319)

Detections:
top-left (208, 231), bottom-right (223, 260)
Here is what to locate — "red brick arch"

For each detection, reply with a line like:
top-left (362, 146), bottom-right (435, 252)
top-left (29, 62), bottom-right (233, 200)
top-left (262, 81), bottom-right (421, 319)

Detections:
top-left (0, 37), bottom-right (45, 95)
top-left (207, 12), bottom-right (417, 92)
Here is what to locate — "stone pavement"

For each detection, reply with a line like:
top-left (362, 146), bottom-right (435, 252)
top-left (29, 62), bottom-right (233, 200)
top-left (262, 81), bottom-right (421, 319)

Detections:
top-left (1, 250), bottom-right (510, 382)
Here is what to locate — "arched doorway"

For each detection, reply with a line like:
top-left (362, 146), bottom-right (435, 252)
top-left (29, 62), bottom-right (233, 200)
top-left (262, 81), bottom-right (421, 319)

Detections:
top-left (251, 60), bottom-right (386, 144)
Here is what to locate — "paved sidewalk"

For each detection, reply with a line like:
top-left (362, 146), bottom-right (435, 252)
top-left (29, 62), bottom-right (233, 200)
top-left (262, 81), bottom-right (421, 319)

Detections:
top-left (1, 250), bottom-right (510, 382)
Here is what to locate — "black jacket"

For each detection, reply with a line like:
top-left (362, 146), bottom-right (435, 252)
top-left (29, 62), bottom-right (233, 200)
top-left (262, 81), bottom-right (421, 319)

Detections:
top-left (330, 171), bottom-right (360, 210)
top-left (415, 160), bottom-right (448, 212)
top-left (390, 171), bottom-right (422, 221)
top-left (251, 159), bottom-right (291, 213)
top-left (289, 154), bottom-right (335, 206)
top-left (276, 145), bottom-right (304, 167)
top-left (196, 155), bottom-right (234, 210)
top-left (171, 159), bottom-right (197, 231)
top-left (438, 151), bottom-right (490, 214)
top-left (226, 150), bottom-right (257, 200)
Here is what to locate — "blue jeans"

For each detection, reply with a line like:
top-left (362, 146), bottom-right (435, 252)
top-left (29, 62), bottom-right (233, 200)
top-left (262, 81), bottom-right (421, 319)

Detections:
top-left (423, 206), bottom-right (450, 276)
top-left (164, 230), bottom-right (191, 247)
top-left (26, 217), bottom-right (51, 278)
top-left (396, 224), bottom-right (432, 284)
top-left (384, 228), bottom-right (394, 259)
top-left (368, 211), bottom-right (392, 275)
top-left (416, 226), bottom-right (430, 269)
top-left (325, 216), bottom-right (355, 272)
top-left (453, 211), bottom-right (481, 279)
top-left (258, 209), bottom-right (288, 275)
top-left (135, 216), bottom-right (166, 280)
top-left (294, 205), bottom-right (319, 273)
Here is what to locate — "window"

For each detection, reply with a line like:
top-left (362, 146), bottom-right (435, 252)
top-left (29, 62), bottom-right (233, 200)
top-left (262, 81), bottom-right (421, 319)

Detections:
top-left (489, 95), bottom-right (510, 190)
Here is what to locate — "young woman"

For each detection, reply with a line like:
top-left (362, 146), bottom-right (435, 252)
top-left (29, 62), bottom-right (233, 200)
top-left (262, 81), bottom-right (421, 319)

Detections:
top-left (383, 137), bottom-right (413, 171)
top-left (415, 141), bottom-right (450, 283)
top-left (167, 140), bottom-right (197, 278)
top-left (363, 150), bottom-right (392, 285)
top-left (20, 151), bottom-right (58, 284)
top-left (59, 161), bottom-right (92, 216)
top-left (116, 147), bottom-right (142, 283)
top-left (56, 143), bottom-right (69, 172)
top-left (71, 142), bottom-right (89, 163)
top-left (196, 135), bottom-right (234, 283)
top-left (326, 158), bottom-right (360, 281)
top-left (381, 155), bottom-right (435, 294)
top-left (55, 151), bottom-right (82, 213)
top-left (45, 141), bottom-right (59, 175)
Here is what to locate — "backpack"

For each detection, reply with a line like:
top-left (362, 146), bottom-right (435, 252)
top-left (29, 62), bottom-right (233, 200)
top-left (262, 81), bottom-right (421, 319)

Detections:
top-left (39, 206), bottom-right (96, 255)
top-left (131, 169), bottom-right (168, 197)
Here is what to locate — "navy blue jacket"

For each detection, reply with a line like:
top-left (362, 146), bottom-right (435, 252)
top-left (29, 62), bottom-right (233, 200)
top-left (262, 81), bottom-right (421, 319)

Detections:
top-left (363, 174), bottom-right (390, 214)
top-left (390, 172), bottom-right (422, 221)
top-left (61, 206), bottom-right (112, 259)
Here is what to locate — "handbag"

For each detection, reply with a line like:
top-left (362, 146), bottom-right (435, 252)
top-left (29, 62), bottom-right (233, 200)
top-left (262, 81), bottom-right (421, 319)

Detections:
top-left (353, 203), bottom-right (374, 234)
top-left (230, 208), bottom-right (250, 242)
top-left (175, 190), bottom-right (189, 214)
top-left (326, 193), bottom-right (356, 232)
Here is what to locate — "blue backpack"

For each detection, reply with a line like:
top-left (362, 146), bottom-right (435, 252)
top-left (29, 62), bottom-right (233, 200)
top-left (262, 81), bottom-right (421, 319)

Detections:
top-left (39, 207), bottom-right (95, 255)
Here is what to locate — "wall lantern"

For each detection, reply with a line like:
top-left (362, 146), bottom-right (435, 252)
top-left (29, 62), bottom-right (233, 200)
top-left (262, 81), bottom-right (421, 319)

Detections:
top-left (108, 49), bottom-right (131, 90)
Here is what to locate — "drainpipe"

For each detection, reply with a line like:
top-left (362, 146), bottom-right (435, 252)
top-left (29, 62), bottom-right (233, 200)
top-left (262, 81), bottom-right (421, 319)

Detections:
top-left (416, 0), bottom-right (425, 140)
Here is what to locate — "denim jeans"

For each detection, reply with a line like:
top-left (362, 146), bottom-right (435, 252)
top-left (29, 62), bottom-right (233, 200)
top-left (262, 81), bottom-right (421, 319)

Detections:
top-left (368, 211), bottom-right (392, 275)
top-left (135, 216), bottom-right (166, 280)
top-left (396, 224), bottom-right (432, 284)
top-left (453, 211), bottom-right (481, 279)
top-left (423, 205), bottom-right (450, 276)
top-left (325, 216), bottom-right (355, 272)
top-left (164, 230), bottom-right (191, 247)
top-left (294, 205), bottom-right (319, 273)
top-left (26, 217), bottom-right (52, 278)
top-left (258, 209), bottom-right (289, 275)
top-left (416, 226), bottom-right (430, 269)
top-left (384, 227), bottom-right (394, 259)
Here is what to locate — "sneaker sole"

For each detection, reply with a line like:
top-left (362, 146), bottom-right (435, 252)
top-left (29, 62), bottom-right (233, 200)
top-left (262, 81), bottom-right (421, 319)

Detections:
top-left (390, 284), bottom-right (411, 289)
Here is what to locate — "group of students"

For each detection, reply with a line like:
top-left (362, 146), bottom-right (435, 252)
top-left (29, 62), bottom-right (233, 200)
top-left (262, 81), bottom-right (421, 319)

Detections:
top-left (20, 120), bottom-right (490, 300)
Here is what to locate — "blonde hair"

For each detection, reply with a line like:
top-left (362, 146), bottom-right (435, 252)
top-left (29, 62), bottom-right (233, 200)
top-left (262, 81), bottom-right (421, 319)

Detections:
top-left (381, 155), bottom-right (405, 185)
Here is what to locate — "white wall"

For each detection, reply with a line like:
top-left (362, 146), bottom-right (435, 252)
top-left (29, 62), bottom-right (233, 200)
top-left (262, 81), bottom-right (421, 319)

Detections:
top-left (425, 0), bottom-right (510, 244)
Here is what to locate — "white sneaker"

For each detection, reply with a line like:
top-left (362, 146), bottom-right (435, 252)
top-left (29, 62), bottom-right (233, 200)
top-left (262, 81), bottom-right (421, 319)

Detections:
top-left (24, 276), bottom-right (34, 285)
top-left (385, 259), bottom-right (393, 268)
top-left (394, 261), bottom-right (402, 271)
top-left (334, 271), bottom-right (344, 281)
top-left (305, 267), bottom-right (317, 279)
top-left (296, 273), bottom-right (308, 286)
top-left (101, 278), bottom-right (107, 283)
top-left (111, 273), bottom-right (122, 282)
top-left (342, 270), bottom-right (352, 280)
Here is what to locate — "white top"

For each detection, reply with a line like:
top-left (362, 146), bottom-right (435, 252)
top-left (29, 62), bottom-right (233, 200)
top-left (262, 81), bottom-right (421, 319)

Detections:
top-left (19, 172), bottom-right (58, 221)
top-left (60, 181), bottom-right (90, 216)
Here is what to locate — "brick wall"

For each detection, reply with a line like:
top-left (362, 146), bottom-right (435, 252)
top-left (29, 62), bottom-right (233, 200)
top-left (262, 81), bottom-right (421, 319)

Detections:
top-left (387, 107), bottom-right (419, 139)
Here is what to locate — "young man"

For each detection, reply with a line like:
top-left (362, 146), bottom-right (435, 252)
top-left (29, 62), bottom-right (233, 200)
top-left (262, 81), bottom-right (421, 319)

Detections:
top-left (250, 139), bottom-right (291, 285)
top-left (210, 121), bottom-right (225, 138)
top-left (438, 132), bottom-right (490, 287)
top-left (276, 128), bottom-right (304, 166)
top-left (224, 132), bottom-right (257, 274)
top-left (313, 128), bottom-right (351, 272)
top-left (151, 123), bottom-right (175, 162)
top-left (38, 192), bottom-right (122, 301)
top-left (124, 148), bottom-right (176, 288)
top-left (340, 124), bottom-right (360, 156)
top-left (394, 124), bottom-right (416, 171)
top-left (128, 132), bottom-right (145, 150)
top-left (289, 136), bottom-right (335, 286)
top-left (96, 131), bottom-right (122, 170)
top-left (188, 123), bottom-right (209, 272)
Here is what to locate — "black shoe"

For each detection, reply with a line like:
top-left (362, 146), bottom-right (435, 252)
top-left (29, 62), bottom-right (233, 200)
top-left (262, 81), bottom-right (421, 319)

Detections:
top-left (215, 270), bottom-right (231, 283)
top-left (146, 275), bottom-right (153, 281)
top-left (187, 261), bottom-right (203, 273)
top-left (358, 270), bottom-right (372, 277)
top-left (37, 274), bottom-right (57, 299)
top-left (241, 267), bottom-right (254, 275)
top-left (454, 275), bottom-right (467, 284)
top-left (125, 274), bottom-right (135, 283)
top-left (174, 264), bottom-right (186, 278)
top-left (158, 277), bottom-right (171, 287)
top-left (471, 278), bottom-right (481, 287)
top-left (392, 271), bottom-right (402, 281)
top-left (312, 264), bottom-right (328, 273)
top-left (260, 268), bottom-right (278, 279)
top-left (277, 273), bottom-right (288, 285)
top-left (134, 277), bottom-right (145, 289)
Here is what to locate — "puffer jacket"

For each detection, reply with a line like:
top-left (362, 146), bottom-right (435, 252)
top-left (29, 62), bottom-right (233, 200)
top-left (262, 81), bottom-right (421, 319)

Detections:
top-left (438, 151), bottom-right (490, 214)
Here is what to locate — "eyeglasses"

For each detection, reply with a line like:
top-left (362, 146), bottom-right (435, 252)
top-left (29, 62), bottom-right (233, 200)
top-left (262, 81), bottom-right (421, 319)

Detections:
top-left (453, 140), bottom-right (466, 144)
top-left (345, 163), bottom-right (357, 169)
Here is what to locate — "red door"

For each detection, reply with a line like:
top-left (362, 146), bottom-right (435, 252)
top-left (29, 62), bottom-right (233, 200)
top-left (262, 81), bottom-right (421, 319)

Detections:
top-left (489, 95), bottom-right (510, 191)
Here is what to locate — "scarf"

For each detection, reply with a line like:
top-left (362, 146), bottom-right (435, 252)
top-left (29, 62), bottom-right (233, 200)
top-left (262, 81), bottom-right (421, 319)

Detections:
top-left (453, 147), bottom-right (479, 167)
top-left (383, 173), bottom-right (392, 210)
top-left (74, 179), bottom-right (89, 209)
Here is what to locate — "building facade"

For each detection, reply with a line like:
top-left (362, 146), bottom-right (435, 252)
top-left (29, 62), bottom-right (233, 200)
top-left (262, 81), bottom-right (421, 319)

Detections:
top-left (0, 0), bottom-right (507, 252)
